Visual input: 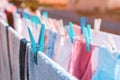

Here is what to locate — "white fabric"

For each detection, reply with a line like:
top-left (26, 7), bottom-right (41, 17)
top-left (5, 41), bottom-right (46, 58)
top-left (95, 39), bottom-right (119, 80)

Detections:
top-left (54, 36), bottom-right (72, 71)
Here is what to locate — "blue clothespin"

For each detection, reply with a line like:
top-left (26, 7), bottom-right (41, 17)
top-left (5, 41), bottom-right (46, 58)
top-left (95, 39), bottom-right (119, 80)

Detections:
top-left (42, 11), bottom-right (48, 18)
top-left (87, 24), bottom-right (92, 43)
top-left (65, 22), bottom-right (75, 43)
top-left (22, 11), bottom-right (30, 19)
top-left (83, 27), bottom-right (91, 52)
top-left (30, 15), bottom-right (41, 26)
top-left (80, 17), bottom-right (86, 34)
top-left (69, 22), bottom-right (75, 37)
top-left (38, 24), bottom-right (45, 52)
top-left (27, 24), bottom-right (45, 65)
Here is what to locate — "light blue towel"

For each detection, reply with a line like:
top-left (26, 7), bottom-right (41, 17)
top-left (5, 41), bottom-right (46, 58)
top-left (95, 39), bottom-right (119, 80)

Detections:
top-left (46, 30), bottom-right (57, 59)
top-left (115, 59), bottom-right (120, 80)
top-left (28, 47), bottom-right (77, 80)
top-left (92, 47), bottom-right (120, 80)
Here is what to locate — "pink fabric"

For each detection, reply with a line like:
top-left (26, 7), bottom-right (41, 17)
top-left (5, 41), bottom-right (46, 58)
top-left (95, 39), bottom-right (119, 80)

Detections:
top-left (69, 39), bottom-right (95, 80)
top-left (73, 24), bottom-right (81, 36)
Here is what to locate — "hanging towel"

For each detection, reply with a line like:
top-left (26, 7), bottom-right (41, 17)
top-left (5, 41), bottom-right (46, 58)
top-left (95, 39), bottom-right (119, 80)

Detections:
top-left (68, 37), bottom-right (95, 80)
top-left (0, 21), bottom-right (11, 80)
top-left (6, 26), bottom-right (23, 80)
top-left (54, 36), bottom-right (72, 71)
top-left (28, 46), bottom-right (78, 80)
top-left (24, 43), bottom-right (30, 80)
top-left (91, 47), bottom-right (120, 80)
top-left (115, 58), bottom-right (120, 80)
top-left (19, 38), bottom-right (28, 80)
top-left (46, 30), bottom-right (57, 59)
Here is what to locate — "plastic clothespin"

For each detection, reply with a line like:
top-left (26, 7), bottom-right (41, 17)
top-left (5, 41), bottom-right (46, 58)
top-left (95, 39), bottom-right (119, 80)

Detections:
top-left (65, 25), bottom-right (73, 43)
top-left (59, 19), bottom-right (65, 35)
top-left (65, 22), bottom-right (75, 43)
top-left (38, 24), bottom-right (45, 52)
top-left (87, 24), bottom-right (92, 43)
top-left (83, 27), bottom-right (91, 52)
top-left (36, 9), bottom-right (42, 19)
top-left (42, 11), bottom-right (48, 19)
top-left (108, 35), bottom-right (116, 51)
top-left (94, 18), bottom-right (102, 31)
top-left (49, 19), bottom-right (57, 32)
top-left (27, 24), bottom-right (45, 65)
top-left (69, 21), bottom-right (75, 37)
top-left (30, 15), bottom-right (41, 26)
top-left (22, 11), bottom-right (30, 20)
top-left (80, 17), bottom-right (86, 34)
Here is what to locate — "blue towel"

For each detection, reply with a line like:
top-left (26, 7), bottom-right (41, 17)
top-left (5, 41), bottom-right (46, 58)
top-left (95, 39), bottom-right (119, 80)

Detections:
top-left (115, 59), bottom-right (120, 80)
top-left (92, 47), bottom-right (120, 80)
top-left (46, 30), bottom-right (57, 59)
top-left (28, 46), bottom-right (77, 80)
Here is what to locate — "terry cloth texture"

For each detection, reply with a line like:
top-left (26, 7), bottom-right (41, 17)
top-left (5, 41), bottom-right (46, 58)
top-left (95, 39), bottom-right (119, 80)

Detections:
top-left (54, 36), bottom-right (72, 71)
top-left (92, 47), bottom-right (120, 80)
top-left (69, 37), bottom-right (95, 80)
top-left (28, 46), bottom-right (78, 80)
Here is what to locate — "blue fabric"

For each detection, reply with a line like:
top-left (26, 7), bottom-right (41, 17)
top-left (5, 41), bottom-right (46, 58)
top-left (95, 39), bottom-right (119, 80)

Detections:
top-left (115, 59), bottom-right (120, 80)
top-left (46, 30), bottom-right (57, 59)
top-left (92, 47), bottom-right (120, 80)
top-left (28, 47), bottom-right (77, 80)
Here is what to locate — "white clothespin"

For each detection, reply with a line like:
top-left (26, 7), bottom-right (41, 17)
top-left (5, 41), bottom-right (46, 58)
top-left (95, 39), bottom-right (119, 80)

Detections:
top-left (94, 18), bottom-right (102, 31)
top-left (57, 19), bottom-right (65, 35)
top-left (41, 15), bottom-right (48, 30)
top-left (103, 34), bottom-right (117, 57)
top-left (14, 13), bottom-right (22, 34)
top-left (36, 9), bottom-right (42, 20)
top-left (108, 35), bottom-right (116, 51)
top-left (48, 18), bottom-right (57, 33)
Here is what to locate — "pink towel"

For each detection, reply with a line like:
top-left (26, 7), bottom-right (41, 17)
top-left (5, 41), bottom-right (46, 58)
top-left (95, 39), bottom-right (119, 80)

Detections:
top-left (69, 39), bottom-right (95, 80)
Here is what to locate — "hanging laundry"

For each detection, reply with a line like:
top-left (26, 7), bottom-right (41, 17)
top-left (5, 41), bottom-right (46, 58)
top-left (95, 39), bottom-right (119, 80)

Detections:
top-left (19, 38), bottom-right (28, 80)
top-left (6, 26), bottom-right (24, 80)
top-left (92, 47), bottom-right (120, 80)
top-left (1, 3), bottom-right (120, 80)
top-left (24, 43), bottom-right (30, 80)
top-left (27, 46), bottom-right (78, 80)
top-left (0, 21), bottom-right (11, 80)
top-left (68, 37), bottom-right (95, 80)
top-left (45, 30), bottom-right (57, 59)
top-left (54, 36), bottom-right (72, 71)
top-left (115, 58), bottom-right (120, 80)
